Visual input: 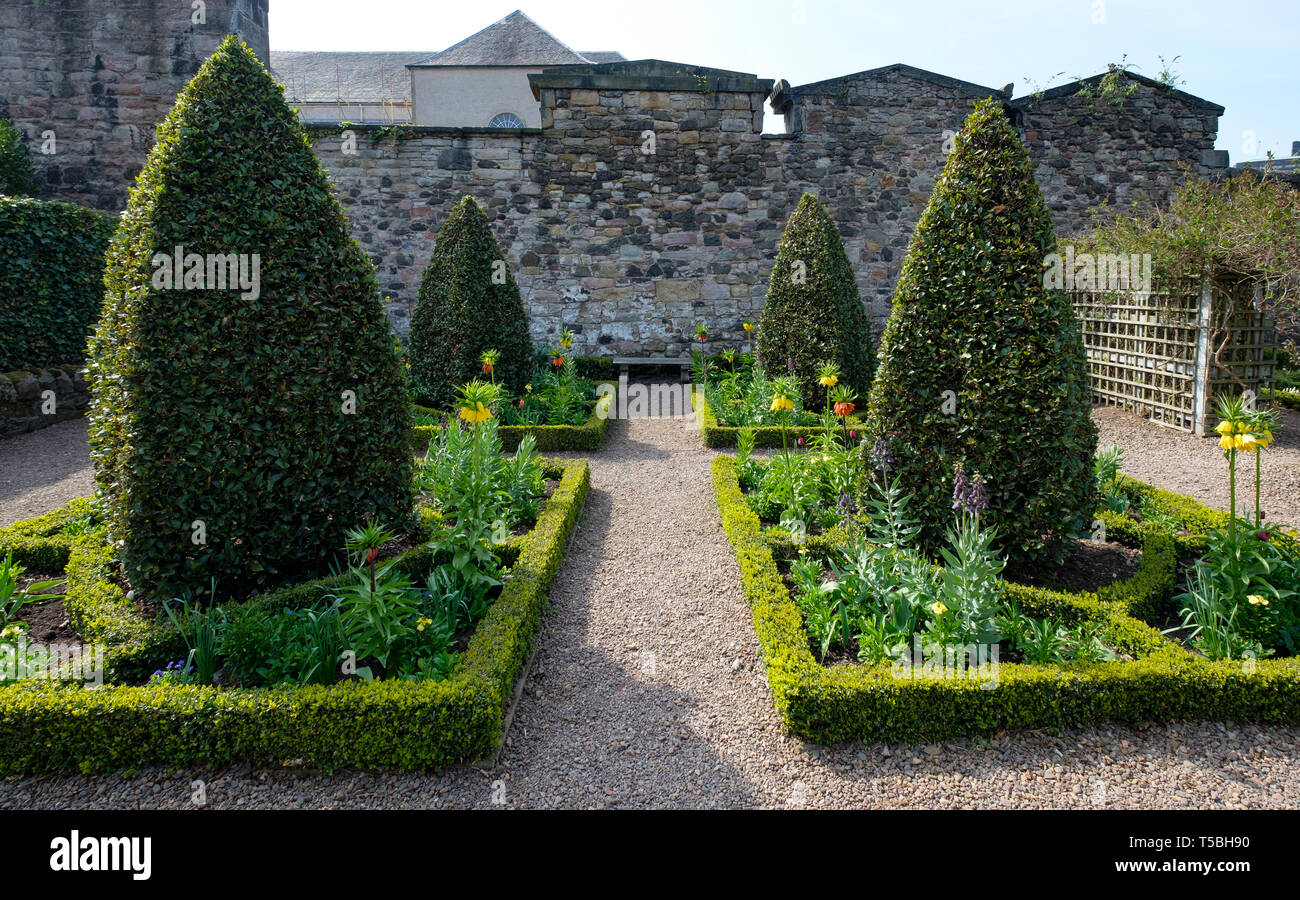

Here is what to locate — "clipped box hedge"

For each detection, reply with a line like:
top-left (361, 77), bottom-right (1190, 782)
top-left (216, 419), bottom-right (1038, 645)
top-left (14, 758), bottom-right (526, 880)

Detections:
top-left (410, 402), bottom-right (611, 453)
top-left (712, 455), bottom-right (1300, 743)
top-left (694, 391), bottom-right (860, 449)
top-left (1261, 386), bottom-right (1300, 411)
top-left (0, 458), bottom-right (590, 774)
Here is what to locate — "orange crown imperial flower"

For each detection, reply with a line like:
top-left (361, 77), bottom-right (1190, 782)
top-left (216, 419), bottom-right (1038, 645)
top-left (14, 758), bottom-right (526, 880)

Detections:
top-left (834, 401), bottom-right (855, 417)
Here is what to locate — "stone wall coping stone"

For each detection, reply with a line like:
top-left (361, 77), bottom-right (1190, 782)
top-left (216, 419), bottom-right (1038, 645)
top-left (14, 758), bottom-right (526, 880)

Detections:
top-left (529, 58), bottom-right (773, 95)
top-left (305, 123), bottom-right (543, 137)
top-left (1010, 69), bottom-right (1225, 114)
top-left (790, 63), bottom-right (1004, 100)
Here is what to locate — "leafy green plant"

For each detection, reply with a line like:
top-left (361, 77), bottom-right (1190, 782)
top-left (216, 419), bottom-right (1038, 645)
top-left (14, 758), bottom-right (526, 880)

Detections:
top-left (756, 193), bottom-right (873, 407)
top-left (0, 197), bottom-right (115, 370)
top-left (867, 97), bottom-right (1098, 566)
top-left (162, 586), bottom-right (226, 686)
top-left (331, 558), bottom-right (419, 676)
top-left (0, 551), bottom-right (64, 632)
top-left (1094, 444), bottom-right (1130, 514)
top-left (0, 118), bottom-right (36, 196)
top-left (87, 36), bottom-right (414, 601)
top-left (1171, 566), bottom-right (1267, 661)
top-left (408, 196), bottom-right (533, 407)
top-left (1073, 58), bottom-right (1139, 113)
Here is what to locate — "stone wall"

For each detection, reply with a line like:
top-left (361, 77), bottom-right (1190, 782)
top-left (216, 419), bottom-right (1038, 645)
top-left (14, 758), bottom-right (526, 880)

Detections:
top-left (6, 1), bottom-right (1230, 358)
top-left (1011, 72), bottom-right (1227, 236)
top-left (315, 62), bottom-right (1226, 357)
top-left (0, 365), bottom-right (91, 438)
top-left (1, 0), bottom-right (268, 210)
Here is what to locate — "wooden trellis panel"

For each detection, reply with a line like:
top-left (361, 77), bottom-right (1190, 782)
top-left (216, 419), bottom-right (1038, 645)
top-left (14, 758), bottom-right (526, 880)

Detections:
top-left (1071, 281), bottom-right (1275, 435)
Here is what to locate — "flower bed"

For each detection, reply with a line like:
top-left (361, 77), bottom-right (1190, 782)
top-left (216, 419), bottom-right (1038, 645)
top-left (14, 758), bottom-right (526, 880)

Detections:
top-left (0, 457), bottom-right (589, 774)
top-left (694, 390), bottom-right (859, 449)
top-left (713, 455), bottom-right (1300, 742)
top-left (411, 401), bottom-right (610, 453)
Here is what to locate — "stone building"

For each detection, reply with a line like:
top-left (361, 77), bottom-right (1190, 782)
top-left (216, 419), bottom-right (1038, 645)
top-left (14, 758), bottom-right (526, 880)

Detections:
top-left (3, 1), bottom-right (1232, 357)
top-left (271, 10), bottom-right (625, 127)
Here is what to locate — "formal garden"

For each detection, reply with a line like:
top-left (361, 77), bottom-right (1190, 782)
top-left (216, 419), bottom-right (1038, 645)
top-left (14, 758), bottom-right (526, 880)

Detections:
top-left (0, 38), bottom-right (1298, 784)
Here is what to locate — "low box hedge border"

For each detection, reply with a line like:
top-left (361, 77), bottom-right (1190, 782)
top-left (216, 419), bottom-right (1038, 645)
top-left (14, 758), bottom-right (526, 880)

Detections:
top-left (0, 458), bottom-right (590, 774)
top-left (410, 398), bottom-right (611, 453)
top-left (1261, 386), bottom-right (1300, 411)
top-left (694, 391), bottom-right (861, 449)
top-left (0, 497), bottom-right (96, 572)
top-left (712, 455), bottom-right (1300, 743)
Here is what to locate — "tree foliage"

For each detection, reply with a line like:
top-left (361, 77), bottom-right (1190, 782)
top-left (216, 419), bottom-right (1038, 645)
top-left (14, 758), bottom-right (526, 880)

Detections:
top-left (89, 36), bottom-right (413, 600)
top-left (756, 193), bottom-right (873, 407)
top-left (408, 196), bottom-right (533, 408)
top-left (867, 98), bottom-right (1097, 566)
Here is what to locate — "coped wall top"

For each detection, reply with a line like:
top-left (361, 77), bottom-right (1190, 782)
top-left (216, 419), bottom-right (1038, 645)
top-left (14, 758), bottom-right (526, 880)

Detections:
top-left (528, 59), bottom-right (774, 97)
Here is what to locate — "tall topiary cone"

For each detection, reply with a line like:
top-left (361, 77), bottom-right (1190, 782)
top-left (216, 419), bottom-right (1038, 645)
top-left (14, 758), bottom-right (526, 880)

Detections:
top-left (866, 98), bottom-right (1096, 566)
top-left (756, 193), bottom-right (873, 407)
top-left (407, 196), bottom-right (532, 408)
top-left (89, 37), bottom-right (413, 600)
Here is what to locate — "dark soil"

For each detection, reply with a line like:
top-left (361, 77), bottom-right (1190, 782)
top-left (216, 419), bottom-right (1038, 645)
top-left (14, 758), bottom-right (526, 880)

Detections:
top-left (16, 598), bottom-right (83, 645)
top-left (1008, 537), bottom-right (1142, 593)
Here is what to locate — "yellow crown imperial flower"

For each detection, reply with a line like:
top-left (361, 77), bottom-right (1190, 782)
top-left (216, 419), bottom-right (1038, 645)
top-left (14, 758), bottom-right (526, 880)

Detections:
top-left (819, 374), bottom-right (839, 388)
top-left (1219, 435), bottom-right (1235, 452)
top-left (1238, 433), bottom-right (1260, 453)
top-left (742, 320), bottom-right (755, 331)
top-left (1247, 595), bottom-right (1268, 606)
top-left (1257, 429), bottom-right (1273, 449)
top-left (770, 394), bottom-right (794, 413)
top-left (459, 402), bottom-right (492, 424)
top-left (1215, 420), bottom-right (1234, 436)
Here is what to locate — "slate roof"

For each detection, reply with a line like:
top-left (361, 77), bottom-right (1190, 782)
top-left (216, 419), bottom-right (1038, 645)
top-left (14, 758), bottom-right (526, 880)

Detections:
top-left (409, 10), bottom-right (624, 67)
top-left (271, 51), bottom-right (426, 102)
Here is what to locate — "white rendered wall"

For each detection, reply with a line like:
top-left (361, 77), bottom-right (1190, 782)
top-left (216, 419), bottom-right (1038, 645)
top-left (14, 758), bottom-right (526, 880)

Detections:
top-left (410, 67), bottom-right (543, 127)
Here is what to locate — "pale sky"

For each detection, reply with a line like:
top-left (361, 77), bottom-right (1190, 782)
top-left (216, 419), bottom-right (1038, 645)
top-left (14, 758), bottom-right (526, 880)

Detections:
top-left (269, 0), bottom-right (1299, 161)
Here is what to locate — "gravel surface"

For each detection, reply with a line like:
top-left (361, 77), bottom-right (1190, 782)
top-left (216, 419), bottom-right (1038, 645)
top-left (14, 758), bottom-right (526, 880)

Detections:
top-left (0, 419), bottom-right (95, 528)
top-left (1, 413), bottom-right (1297, 810)
top-left (1094, 403), bottom-right (1300, 524)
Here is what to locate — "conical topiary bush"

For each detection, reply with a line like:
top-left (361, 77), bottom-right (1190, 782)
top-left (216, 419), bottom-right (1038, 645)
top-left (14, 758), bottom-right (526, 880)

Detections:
top-left (756, 193), bottom-right (873, 407)
top-left (866, 97), bottom-right (1097, 566)
top-left (407, 196), bottom-right (533, 408)
top-left (88, 36), bottom-right (413, 600)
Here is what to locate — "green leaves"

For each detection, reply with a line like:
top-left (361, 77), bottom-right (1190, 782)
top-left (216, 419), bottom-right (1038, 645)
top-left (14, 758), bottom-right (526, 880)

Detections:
top-left (88, 36), bottom-right (414, 600)
top-left (866, 98), bottom-right (1097, 568)
top-left (408, 196), bottom-right (534, 408)
top-left (0, 197), bottom-right (115, 370)
top-left (756, 194), bottom-right (874, 408)
top-left (0, 118), bottom-right (36, 197)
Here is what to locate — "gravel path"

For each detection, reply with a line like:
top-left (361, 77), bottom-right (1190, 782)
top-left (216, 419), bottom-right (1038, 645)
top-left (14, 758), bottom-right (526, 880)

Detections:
top-left (1094, 403), bottom-right (1300, 525)
top-left (2, 413), bottom-right (1297, 809)
top-left (0, 419), bottom-right (95, 528)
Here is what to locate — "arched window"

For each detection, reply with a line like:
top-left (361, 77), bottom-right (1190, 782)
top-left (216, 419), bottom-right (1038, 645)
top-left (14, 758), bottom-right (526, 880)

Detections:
top-left (489, 112), bottom-right (525, 128)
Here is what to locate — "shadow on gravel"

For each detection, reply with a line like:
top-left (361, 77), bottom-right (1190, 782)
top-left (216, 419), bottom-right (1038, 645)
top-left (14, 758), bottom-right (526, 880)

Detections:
top-left (0, 419), bottom-right (93, 507)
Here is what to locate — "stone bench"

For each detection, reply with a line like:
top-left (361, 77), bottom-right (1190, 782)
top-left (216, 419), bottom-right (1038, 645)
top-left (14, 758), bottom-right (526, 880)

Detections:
top-left (611, 356), bottom-right (693, 383)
